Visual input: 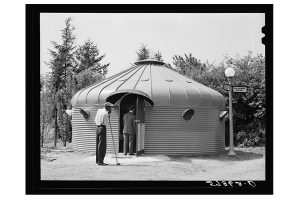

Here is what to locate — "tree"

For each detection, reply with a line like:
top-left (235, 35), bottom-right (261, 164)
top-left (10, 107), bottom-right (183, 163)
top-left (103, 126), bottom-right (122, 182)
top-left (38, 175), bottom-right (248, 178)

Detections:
top-left (75, 68), bottom-right (105, 91)
top-left (172, 53), bottom-right (207, 80)
top-left (136, 44), bottom-right (151, 61)
top-left (226, 52), bottom-right (265, 132)
top-left (75, 39), bottom-right (110, 75)
top-left (40, 75), bottom-right (44, 91)
top-left (73, 39), bottom-right (109, 92)
top-left (171, 51), bottom-right (265, 147)
top-left (56, 91), bottom-right (72, 146)
top-left (135, 44), bottom-right (176, 72)
top-left (47, 17), bottom-right (77, 147)
top-left (153, 50), bottom-right (163, 62)
top-left (40, 73), bottom-right (54, 147)
top-left (205, 53), bottom-right (265, 146)
top-left (43, 17), bottom-right (111, 147)
top-left (164, 63), bottom-right (176, 71)
top-left (222, 53), bottom-right (266, 146)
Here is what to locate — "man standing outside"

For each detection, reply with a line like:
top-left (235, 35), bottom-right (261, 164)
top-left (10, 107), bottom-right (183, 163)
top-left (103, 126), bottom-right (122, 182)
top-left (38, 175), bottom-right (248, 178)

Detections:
top-left (123, 105), bottom-right (136, 155)
top-left (94, 102), bottom-right (113, 165)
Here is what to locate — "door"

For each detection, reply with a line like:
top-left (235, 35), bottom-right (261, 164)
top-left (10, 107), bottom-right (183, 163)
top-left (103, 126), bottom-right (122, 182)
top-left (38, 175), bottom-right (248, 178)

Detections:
top-left (135, 96), bottom-right (145, 155)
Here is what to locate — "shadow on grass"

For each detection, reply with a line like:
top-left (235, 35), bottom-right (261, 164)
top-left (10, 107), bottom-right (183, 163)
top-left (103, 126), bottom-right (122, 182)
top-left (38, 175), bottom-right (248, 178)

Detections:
top-left (168, 149), bottom-right (264, 163)
top-left (107, 164), bottom-right (150, 167)
top-left (40, 154), bottom-right (57, 162)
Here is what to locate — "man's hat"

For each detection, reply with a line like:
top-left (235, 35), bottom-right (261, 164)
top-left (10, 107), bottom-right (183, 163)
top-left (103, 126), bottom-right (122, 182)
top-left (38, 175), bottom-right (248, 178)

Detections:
top-left (104, 102), bottom-right (114, 107)
top-left (129, 105), bottom-right (134, 111)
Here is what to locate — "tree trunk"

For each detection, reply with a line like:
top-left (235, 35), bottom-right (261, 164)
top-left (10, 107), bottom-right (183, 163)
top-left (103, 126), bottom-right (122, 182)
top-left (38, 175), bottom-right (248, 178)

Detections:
top-left (54, 110), bottom-right (57, 148)
top-left (258, 120), bottom-right (262, 131)
top-left (40, 129), bottom-right (44, 147)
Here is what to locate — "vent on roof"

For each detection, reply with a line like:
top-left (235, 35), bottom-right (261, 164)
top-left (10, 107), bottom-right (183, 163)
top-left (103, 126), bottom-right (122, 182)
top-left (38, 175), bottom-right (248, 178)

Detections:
top-left (186, 81), bottom-right (192, 83)
top-left (118, 79), bottom-right (127, 82)
top-left (165, 79), bottom-right (173, 82)
top-left (134, 59), bottom-right (165, 66)
top-left (140, 78), bottom-right (149, 81)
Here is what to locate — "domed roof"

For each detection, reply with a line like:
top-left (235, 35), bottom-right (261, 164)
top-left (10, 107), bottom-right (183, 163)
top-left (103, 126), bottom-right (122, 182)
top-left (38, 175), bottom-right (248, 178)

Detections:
top-left (71, 59), bottom-right (225, 108)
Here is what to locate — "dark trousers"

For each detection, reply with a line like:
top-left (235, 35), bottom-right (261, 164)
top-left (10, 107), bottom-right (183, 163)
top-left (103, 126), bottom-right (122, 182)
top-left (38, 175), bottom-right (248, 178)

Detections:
top-left (123, 133), bottom-right (135, 154)
top-left (96, 125), bottom-right (106, 164)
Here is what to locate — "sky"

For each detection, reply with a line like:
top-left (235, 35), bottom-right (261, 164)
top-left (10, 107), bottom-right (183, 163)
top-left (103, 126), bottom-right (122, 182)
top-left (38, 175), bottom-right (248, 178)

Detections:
top-left (40, 13), bottom-right (265, 77)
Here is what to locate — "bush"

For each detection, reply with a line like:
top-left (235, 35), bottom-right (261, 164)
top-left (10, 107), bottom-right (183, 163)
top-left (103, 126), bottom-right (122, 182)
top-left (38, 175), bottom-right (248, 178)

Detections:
top-left (235, 129), bottom-right (265, 147)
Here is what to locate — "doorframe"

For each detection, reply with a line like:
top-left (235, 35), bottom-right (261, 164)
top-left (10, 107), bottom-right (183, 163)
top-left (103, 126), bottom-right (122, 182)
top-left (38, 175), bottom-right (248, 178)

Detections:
top-left (116, 93), bottom-right (141, 154)
top-left (106, 90), bottom-right (153, 155)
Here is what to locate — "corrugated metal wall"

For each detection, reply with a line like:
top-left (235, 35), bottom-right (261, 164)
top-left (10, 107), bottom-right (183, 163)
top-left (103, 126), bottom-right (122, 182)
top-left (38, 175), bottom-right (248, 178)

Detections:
top-left (144, 105), bottom-right (225, 155)
top-left (72, 107), bottom-right (119, 153)
top-left (72, 105), bottom-right (224, 155)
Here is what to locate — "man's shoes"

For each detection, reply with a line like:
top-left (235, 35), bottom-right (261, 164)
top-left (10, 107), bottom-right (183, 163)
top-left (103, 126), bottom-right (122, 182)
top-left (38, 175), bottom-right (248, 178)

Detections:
top-left (129, 153), bottom-right (135, 155)
top-left (124, 153), bottom-right (128, 156)
top-left (97, 163), bottom-right (108, 166)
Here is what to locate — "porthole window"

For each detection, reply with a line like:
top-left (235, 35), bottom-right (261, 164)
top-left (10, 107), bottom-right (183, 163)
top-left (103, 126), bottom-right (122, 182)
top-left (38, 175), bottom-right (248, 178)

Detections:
top-left (182, 109), bottom-right (194, 121)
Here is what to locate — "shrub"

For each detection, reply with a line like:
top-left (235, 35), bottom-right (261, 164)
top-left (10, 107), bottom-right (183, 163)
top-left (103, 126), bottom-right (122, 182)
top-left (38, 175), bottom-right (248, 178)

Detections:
top-left (235, 129), bottom-right (265, 147)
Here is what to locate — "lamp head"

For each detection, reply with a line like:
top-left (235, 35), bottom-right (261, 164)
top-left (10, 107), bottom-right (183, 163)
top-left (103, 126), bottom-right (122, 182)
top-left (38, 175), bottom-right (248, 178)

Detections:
top-left (225, 67), bottom-right (235, 77)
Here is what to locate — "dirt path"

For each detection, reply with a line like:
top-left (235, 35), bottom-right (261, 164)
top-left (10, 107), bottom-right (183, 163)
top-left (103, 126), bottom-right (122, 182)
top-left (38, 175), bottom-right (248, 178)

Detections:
top-left (41, 147), bottom-right (265, 180)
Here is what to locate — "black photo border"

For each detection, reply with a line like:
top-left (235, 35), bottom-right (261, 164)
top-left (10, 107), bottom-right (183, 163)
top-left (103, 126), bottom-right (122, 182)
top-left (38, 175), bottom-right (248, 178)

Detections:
top-left (26, 4), bottom-right (273, 195)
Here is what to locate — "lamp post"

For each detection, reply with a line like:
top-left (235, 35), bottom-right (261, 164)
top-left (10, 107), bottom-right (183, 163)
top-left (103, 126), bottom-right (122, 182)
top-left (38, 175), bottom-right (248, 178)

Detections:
top-left (225, 67), bottom-right (236, 156)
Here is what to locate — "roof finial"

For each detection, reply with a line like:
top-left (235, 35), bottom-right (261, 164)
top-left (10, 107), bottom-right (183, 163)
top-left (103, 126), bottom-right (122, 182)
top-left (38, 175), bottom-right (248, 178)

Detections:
top-left (134, 59), bottom-right (165, 66)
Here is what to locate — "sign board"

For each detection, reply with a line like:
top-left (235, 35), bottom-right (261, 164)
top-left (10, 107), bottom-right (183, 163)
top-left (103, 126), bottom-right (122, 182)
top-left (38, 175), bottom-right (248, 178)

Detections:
top-left (232, 86), bottom-right (247, 93)
top-left (223, 84), bottom-right (230, 91)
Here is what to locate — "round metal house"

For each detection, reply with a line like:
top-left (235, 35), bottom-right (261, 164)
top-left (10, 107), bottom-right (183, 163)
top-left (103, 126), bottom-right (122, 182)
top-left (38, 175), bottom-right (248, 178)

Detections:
top-left (71, 59), bottom-right (226, 155)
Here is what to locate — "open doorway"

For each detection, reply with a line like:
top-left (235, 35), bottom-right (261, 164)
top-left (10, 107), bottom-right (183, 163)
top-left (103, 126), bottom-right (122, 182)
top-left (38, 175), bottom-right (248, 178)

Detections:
top-left (119, 94), bottom-right (138, 153)
top-left (106, 90), bottom-right (153, 155)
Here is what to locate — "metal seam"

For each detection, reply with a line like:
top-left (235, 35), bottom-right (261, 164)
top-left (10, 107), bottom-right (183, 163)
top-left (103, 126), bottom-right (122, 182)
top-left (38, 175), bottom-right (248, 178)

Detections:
top-left (96, 65), bottom-right (140, 104)
top-left (154, 65), bottom-right (172, 104)
top-left (75, 66), bottom-right (135, 106)
top-left (168, 68), bottom-right (204, 105)
top-left (84, 66), bottom-right (136, 105)
top-left (115, 64), bottom-right (144, 90)
top-left (164, 67), bottom-right (189, 105)
top-left (133, 65), bottom-right (147, 90)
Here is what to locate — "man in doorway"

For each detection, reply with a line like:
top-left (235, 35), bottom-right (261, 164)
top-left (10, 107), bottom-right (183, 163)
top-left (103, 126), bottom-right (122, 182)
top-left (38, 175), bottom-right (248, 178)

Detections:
top-left (123, 105), bottom-right (136, 155)
top-left (95, 102), bottom-right (113, 165)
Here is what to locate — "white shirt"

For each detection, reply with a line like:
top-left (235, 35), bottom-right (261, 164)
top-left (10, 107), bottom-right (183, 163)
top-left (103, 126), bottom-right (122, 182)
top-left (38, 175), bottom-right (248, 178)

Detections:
top-left (95, 108), bottom-right (110, 127)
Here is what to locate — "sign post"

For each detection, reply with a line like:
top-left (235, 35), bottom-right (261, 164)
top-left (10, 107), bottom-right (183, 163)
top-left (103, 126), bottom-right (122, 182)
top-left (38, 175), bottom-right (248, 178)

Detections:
top-left (223, 66), bottom-right (249, 156)
top-left (227, 81), bottom-right (236, 155)
top-left (223, 83), bottom-right (248, 156)
top-left (224, 67), bottom-right (236, 156)
top-left (224, 84), bottom-right (230, 91)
